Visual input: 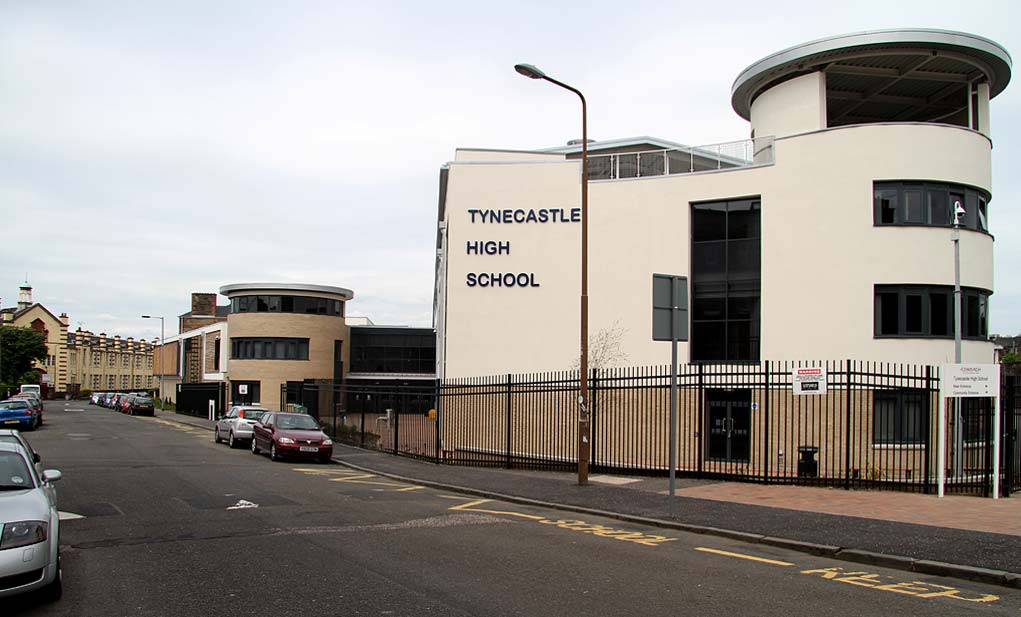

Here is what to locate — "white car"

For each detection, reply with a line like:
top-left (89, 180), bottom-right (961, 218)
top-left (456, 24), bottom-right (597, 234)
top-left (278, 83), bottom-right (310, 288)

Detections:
top-left (214, 406), bottom-right (270, 448)
top-left (0, 442), bottom-right (62, 601)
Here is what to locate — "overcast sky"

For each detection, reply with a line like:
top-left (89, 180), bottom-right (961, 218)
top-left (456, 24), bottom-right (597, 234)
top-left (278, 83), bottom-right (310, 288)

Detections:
top-left (1, 1), bottom-right (1018, 342)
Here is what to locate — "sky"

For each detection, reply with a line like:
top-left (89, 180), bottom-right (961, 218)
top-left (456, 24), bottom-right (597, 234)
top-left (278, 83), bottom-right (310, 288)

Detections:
top-left (1, 0), bottom-right (1019, 341)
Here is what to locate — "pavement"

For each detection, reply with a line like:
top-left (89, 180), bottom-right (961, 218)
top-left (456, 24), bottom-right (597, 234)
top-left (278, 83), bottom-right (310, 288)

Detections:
top-left (161, 409), bottom-right (1021, 588)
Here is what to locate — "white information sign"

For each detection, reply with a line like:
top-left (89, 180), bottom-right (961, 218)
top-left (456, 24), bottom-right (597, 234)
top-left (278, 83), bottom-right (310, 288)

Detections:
top-left (940, 364), bottom-right (1000, 398)
top-left (792, 367), bottom-right (827, 395)
top-left (238, 384), bottom-right (248, 395)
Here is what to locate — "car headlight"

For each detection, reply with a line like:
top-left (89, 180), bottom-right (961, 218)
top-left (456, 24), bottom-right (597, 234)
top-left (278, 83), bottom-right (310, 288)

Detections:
top-left (322, 439), bottom-right (333, 446)
top-left (1, 521), bottom-right (47, 549)
top-left (277, 437), bottom-right (295, 444)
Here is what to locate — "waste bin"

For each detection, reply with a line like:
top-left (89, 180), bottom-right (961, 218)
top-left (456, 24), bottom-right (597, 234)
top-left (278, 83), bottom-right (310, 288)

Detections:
top-left (797, 446), bottom-right (819, 478)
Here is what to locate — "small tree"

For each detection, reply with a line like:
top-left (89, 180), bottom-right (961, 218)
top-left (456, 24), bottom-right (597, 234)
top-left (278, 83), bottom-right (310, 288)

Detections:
top-left (572, 319), bottom-right (630, 371)
top-left (0, 327), bottom-right (48, 386)
top-left (1002, 351), bottom-right (1020, 363)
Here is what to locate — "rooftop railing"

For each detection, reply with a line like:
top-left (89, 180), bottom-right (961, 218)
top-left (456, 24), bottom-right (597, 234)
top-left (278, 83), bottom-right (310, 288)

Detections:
top-left (588, 136), bottom-right (774, 181)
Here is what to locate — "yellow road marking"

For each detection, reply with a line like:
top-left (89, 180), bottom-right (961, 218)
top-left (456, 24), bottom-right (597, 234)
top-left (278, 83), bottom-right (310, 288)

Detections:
top-left (448, 500), bottom-right (676, 547)
top-left (449, 499), bottom-right (545, 520)
top-left (293, 468), bottom-right (363, 476)
top-left (695, 547), bottom-right (794, 566)
top-left (396, 486), bottom-right (425, 492)
top-left (329, 475), bottom-right (414, 489)
top-left (801, 568), bottom-right (999, 603)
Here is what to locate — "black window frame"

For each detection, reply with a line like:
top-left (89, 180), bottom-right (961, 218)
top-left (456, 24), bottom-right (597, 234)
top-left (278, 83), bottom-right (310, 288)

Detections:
top-left (873, 181), bottom-right (991, 233)
top-left (228, 295), bottom-right (345, 317)
top-left (873, 285), bottom-right (990, 339)
top-left (230, 337), bottom-right (310, 360)
top-left (873, 389), bottom-right (927, 445)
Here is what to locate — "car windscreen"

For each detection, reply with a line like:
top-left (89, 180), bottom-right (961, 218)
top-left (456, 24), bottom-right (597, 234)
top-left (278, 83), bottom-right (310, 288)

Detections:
top-left (238, 409), bottom-right (267, 420)
top-left (276, 415), bottom-right (319, 430)
top-left (0, 401), bottom-right (29, 410)
top-left (0, 452), bottom-right (34, 489)
top-left (134, 398), bottom-right (153, 404)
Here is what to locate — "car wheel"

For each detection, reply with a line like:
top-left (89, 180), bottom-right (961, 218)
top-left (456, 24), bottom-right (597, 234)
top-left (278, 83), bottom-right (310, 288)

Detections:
top-left (40, 558), bottom-right (62, 602)
top-left (270, 443), bottom-right (280, 462)
top-left (214, 428), bottom-right (222, 444)
top-left (251, 437), bottom-right (260, 455)
top-left (228, 432), bottom-right (236, 448)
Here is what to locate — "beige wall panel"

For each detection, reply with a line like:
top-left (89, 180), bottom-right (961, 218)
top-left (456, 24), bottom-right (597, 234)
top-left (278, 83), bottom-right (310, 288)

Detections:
top-left (227, 313), bottom-right (347, 409)
top-left (750, 72), bottom-right (826, 138)
top-left (443, 161), bottom-right (583, 377)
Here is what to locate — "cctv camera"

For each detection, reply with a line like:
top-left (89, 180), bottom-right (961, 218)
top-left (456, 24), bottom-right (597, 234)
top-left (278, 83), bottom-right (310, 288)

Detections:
top-left (954, 201), bottom-right (966, 216)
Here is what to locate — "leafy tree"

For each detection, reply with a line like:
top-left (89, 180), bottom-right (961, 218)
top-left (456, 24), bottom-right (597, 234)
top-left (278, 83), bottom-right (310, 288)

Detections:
top-left (0, 326), bottom-right (47, 386)
top-left (1002, 351), bottom-right (1020, 363)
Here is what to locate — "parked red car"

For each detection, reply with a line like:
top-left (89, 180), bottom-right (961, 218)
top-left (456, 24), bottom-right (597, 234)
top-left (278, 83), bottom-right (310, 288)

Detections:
top-left (251, 412), bottom-right (332, 463)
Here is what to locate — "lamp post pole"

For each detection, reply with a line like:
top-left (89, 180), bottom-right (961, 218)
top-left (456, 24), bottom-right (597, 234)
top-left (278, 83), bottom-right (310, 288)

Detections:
top-left (515, 63), bottom-right (590, 485)
top-left (142, 315), bottom-right (165, 410)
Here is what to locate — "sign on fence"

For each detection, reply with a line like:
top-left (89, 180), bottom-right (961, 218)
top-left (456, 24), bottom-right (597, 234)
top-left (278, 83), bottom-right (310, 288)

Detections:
top-left (792, 367), bottom-right (827, 395)
top-left (940, 364), bottom-right (1000, 397)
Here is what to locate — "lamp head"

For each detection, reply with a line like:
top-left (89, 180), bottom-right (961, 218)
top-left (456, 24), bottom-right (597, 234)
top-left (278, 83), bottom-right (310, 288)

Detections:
top-left (141, 315), bottom-right (151, 319)
top-left (514, 63), bottom-right (546, 79)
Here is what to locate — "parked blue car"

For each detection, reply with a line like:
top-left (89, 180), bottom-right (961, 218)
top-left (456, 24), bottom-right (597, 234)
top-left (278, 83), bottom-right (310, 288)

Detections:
top-left (0, 399), bottom-right (40, 431)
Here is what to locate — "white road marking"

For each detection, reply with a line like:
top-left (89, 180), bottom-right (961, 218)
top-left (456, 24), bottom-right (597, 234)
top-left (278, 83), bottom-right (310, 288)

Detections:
top-left (226, 499), bottom-right (259, 510)
top-left (58, 511), bottom-right (86, 520)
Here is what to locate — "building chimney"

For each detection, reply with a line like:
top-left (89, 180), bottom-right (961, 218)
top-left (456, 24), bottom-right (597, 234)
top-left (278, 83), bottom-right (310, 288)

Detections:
top-left (59, 312), bottom-right (69, 326)
top-left (191, 293), bottom-right (216, 316)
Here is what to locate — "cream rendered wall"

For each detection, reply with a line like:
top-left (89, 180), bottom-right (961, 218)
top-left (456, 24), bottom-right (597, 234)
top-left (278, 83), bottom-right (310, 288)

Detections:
top-left (759, 124), bottom-right (993, 363)
top-left (442, 160), bottom-right (582, 377)
top-left (441, 123), bottom-right (995, 377)
top-left (749, 72), bottom-right (827, 138)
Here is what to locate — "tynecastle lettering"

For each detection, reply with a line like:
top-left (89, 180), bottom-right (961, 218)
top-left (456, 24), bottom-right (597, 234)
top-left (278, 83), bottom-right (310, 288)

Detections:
top-left (468, 208), bottom-right (581, 224)
top-left (465, 206), bottom-right (579, 287)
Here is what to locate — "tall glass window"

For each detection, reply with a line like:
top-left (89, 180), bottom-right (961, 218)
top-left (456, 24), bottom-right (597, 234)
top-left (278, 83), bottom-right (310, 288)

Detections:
top-left (691, 198), bottom-right (761, 363)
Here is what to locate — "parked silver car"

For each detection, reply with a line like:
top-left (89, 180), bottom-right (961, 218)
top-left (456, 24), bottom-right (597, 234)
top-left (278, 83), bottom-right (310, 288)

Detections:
top-left (214, 406), bottom-right (269, 448)
top-left (0, 430), bottom-right (44, 480)
top-left (0, 442), bottom-right (62, 601)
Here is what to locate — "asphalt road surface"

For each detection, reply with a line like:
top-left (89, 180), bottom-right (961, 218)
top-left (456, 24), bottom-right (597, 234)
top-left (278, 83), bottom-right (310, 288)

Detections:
top-left (7, 401), bottom-right (1021, 616)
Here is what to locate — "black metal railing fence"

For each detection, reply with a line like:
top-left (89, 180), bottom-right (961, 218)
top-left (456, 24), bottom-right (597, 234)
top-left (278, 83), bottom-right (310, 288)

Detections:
top-left (279, 360), bottom-right (1019, 497)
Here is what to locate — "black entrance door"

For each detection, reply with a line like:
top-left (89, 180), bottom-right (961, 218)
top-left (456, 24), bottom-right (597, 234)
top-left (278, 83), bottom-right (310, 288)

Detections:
top-left (706, 389), bottom-right (751, 462)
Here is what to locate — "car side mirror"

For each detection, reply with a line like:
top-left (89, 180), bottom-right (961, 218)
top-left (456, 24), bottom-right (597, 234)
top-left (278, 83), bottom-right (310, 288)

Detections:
top-left (42, 470), bottom-right (62, 483)
top-left (33, 453), bottom-right (41, 463)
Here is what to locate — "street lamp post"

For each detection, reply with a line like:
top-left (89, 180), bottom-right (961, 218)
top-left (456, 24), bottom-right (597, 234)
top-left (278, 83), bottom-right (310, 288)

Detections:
top-left (514, 63), bottom-right (590, 485)
top-left (142, 315), bottom-right (165, 410)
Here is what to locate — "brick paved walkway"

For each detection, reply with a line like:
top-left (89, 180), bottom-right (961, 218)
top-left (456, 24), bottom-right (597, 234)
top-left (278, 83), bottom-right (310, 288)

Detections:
top-left (676, 482), bottom-right (1021, 536)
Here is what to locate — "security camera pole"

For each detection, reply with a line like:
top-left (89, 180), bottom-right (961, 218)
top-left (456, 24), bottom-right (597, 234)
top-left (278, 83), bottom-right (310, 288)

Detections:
top-left (514, 63), bottom-right (591, 485)
top-left (952, 201), bottom-right (964, 478)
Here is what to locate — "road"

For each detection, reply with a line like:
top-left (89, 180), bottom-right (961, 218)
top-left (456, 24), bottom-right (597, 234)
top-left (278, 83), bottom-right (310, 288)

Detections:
top-left (7, 401), bottom-right (1021, 616)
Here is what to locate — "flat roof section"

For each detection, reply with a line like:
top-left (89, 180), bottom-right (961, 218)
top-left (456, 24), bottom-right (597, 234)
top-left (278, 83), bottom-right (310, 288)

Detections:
top-left (731, 29), bottom-right (1012, 123)
top-left (219, 282), bottom-right (354, 301)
